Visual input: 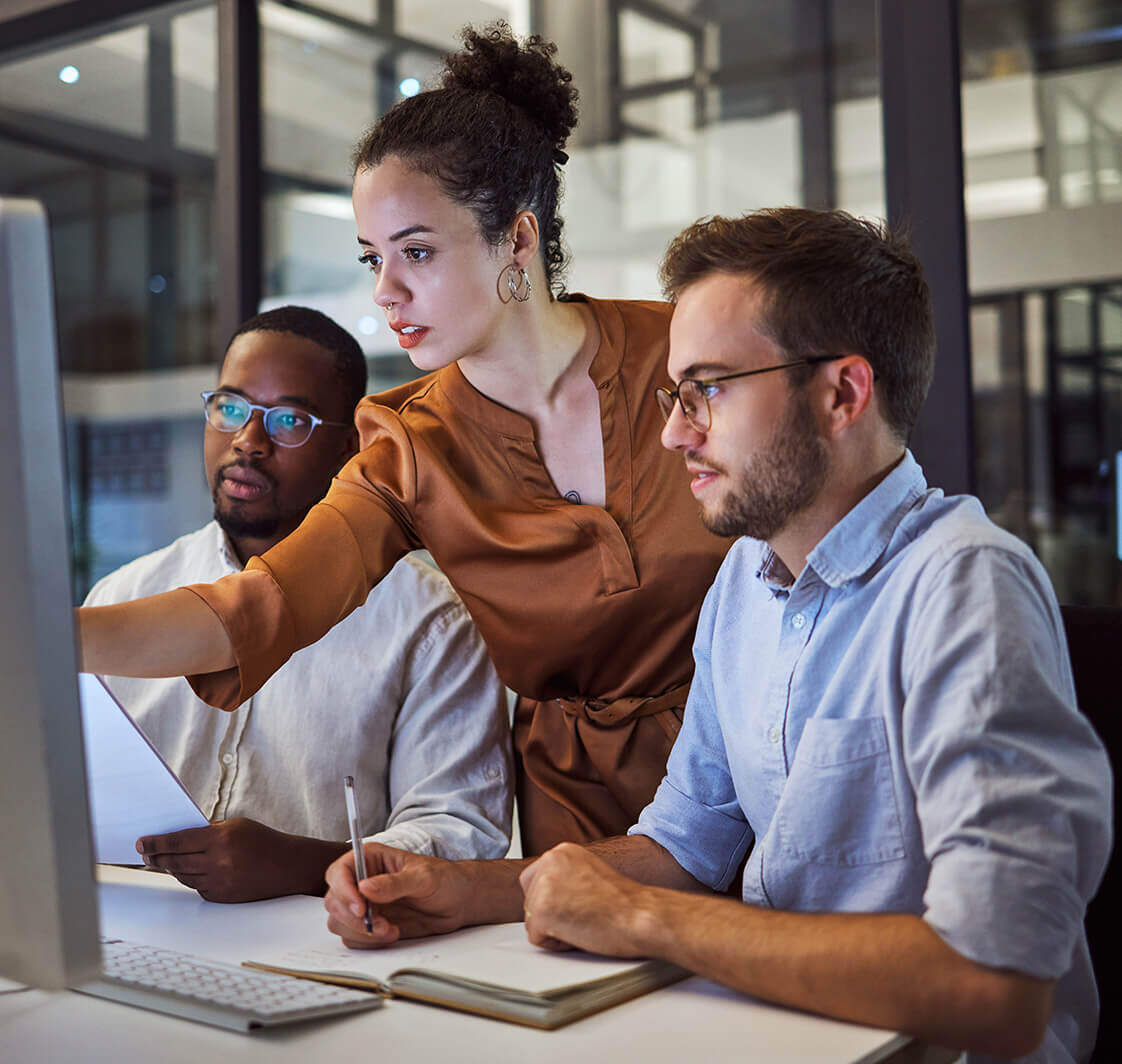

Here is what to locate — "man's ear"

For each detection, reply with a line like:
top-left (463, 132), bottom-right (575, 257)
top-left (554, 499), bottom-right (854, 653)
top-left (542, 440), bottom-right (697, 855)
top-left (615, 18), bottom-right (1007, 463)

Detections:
top-left (821, 355), bottom-right (875, 439)
top-left (510, 211), bottom-right (541, 268)
top-left (338, 425), bottom-right (360, 468)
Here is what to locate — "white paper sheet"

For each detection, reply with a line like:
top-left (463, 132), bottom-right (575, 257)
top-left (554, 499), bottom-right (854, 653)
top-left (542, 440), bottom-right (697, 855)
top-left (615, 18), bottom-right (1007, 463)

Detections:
top-left (79, 673), bottom-right (208, 864)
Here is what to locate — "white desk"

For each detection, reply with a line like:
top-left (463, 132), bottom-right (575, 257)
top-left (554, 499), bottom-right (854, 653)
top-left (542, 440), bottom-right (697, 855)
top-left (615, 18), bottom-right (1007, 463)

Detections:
top-left (0, 867), bottom-right (953, 1064)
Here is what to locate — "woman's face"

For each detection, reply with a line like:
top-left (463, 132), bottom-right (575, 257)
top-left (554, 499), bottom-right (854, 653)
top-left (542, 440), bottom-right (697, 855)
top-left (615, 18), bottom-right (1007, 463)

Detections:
top-left (352, 156), bottom-right (511, 373)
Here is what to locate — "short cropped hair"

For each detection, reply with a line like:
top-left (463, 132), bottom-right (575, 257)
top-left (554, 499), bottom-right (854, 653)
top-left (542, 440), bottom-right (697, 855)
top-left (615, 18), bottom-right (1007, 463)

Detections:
top-left (659, 208), bottom-right (935, 442)
top-left (228, 305), bottom-right (368, 415)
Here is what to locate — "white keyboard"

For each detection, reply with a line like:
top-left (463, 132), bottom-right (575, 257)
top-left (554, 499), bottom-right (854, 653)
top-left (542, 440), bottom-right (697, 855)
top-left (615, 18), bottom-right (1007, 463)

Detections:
top-left (75, 938), bottom-right (382, 1032)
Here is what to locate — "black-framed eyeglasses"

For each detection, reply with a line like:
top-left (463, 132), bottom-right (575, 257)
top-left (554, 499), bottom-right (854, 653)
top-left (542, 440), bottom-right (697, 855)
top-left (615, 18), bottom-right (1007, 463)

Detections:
top-left (201, 390), bottom-right (350, 448)
top-left (655, 355), bottom-right (845, 433)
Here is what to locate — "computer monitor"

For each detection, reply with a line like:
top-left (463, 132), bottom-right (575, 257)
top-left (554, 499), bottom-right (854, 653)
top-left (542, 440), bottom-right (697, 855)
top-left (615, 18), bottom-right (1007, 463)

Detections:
top-left (0, 197), bottom-right (101, 988)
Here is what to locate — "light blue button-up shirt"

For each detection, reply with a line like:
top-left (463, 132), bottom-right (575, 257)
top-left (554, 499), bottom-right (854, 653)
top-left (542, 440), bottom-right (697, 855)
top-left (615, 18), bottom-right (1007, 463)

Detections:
top-left (632, 452), bottom-right (1112, 1064)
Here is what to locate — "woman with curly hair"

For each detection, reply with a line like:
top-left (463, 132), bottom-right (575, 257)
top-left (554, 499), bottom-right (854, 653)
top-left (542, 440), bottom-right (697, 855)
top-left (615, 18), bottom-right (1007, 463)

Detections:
top-left (80, 23), bottom-right (730, 858)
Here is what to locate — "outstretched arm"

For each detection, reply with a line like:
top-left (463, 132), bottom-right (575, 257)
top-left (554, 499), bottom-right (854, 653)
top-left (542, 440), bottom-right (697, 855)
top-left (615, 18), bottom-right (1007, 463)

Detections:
top-left (78, 589), bottom-right (235, 678)
top-left (519, 843), bottom-right (1054, 1060)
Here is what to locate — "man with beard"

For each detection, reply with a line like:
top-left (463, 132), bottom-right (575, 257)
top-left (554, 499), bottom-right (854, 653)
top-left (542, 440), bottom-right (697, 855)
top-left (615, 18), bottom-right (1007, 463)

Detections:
top-left (321, 212), bottom-right (1112, 1064)
top-left (84, 305), bottom-right (512, 902)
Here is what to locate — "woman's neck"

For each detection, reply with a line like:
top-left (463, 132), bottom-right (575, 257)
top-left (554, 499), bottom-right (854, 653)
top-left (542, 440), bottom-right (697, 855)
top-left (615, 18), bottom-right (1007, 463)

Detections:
top-left (456, 297), bottom-right (598, 418)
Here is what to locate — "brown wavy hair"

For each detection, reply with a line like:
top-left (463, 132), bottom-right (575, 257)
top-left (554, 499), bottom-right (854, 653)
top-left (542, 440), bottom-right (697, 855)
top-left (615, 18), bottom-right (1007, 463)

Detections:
top-left (660, 208), bottom-right (935, 442)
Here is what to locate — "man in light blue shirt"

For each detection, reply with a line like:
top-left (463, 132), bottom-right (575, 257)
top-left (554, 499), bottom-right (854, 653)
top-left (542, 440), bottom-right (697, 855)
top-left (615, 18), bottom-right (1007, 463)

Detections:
top-left (324, 209), bottom-right (1112, 1063)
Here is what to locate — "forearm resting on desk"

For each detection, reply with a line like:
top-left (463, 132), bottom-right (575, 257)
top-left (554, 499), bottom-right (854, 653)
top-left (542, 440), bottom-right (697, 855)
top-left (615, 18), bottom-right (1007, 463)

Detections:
top-left (521, 843), bottom-right (1053, 1060)
top-left (643, 899), bottom-right (1054, 1059)
top-left (77, 589), bottom-right (235, 678)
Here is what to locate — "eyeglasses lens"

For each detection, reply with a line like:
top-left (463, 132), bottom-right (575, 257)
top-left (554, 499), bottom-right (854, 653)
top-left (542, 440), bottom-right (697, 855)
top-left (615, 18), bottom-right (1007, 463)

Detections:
top-left (668, 383), bottom-right (707, 432)
top-left (679, 382), bottom-right (706, 431)
top-left (204, 393), bottom-right (313, 446)
top-left (263, 408), bottom-right (313, 447)
top-left (656, 383), bottom-right (708, 431)
top-left (205, 393), bottom-right (249, 432)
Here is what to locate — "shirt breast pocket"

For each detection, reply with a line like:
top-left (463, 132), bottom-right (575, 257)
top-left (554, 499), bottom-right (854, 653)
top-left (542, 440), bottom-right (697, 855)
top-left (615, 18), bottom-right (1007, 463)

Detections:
top-left (771, 717), bottom-right (907, 867)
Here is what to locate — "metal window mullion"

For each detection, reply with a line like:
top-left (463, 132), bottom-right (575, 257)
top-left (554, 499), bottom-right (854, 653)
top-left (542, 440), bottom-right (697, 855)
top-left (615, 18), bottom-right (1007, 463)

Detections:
top-left (147, 11), bottom-right (177, 369)
top-left (0, 0), bottom-right (205, 62)
top-left (529, 0), bottom-right (545, 37)
top-left (607, 0), bottom-right (622, 144)
top-left (1044, 290), bottom-right (1062, 532)
top-left (1000, 293), bottom-right (1030, 535)
top-left (879, 0), bottom-right (974, 496)
top-left (619, 0), bottom-right (704, 38)
top-left (374, 0), bottom-right (397, 119)
top-left (1091, 284), bottom-right (1107, 533)
top-left (216, 0), bottom-right (261, 350)
top-left (692, 20), bottom-right (705, 129)
top-left (0, 104), bottom-right (213, 179)
top-left (796, 0), bottom-right (834, 209)
top-left (268, 0), bottom-right (442, 58)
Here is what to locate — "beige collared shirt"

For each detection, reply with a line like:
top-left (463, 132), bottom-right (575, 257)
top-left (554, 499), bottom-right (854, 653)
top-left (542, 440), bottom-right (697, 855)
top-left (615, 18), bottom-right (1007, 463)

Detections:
top-left (85, 522), bottom-right (512, 858)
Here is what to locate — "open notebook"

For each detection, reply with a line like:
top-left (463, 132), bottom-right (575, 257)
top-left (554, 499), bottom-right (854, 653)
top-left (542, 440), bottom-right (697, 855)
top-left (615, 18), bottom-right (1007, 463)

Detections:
top-left (245, 921), bottom-right (686, 1029)
top-left (79, 673), bottom-right (208, 864)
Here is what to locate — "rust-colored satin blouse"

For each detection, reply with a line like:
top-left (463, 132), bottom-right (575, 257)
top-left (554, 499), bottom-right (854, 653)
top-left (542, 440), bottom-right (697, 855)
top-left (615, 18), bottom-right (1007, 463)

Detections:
top-left (187, 296), bottom-right (731, 854)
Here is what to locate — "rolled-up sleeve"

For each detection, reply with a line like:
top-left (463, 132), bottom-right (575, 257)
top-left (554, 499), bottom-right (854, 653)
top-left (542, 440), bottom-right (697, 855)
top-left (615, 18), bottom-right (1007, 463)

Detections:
top-left (368, 595), bottom-right (513, 860)
top-left (631, 585), bottom-right (754, 890)
top-left (186, 410), bottom-right (420, 710)
top-left (904, 544), bottom-right (1113, 978)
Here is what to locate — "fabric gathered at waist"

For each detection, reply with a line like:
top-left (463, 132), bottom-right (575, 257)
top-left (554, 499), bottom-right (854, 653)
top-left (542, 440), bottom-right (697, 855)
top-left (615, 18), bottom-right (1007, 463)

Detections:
top-left (548, 681), bottom-right (690, 727)
top-left (514, 679), bottom-right (692, 851)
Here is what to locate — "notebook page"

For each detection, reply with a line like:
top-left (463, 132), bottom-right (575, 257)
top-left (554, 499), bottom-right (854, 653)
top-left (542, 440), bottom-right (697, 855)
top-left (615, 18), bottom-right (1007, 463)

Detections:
top-left (250, 921), bottom-right (651, 994)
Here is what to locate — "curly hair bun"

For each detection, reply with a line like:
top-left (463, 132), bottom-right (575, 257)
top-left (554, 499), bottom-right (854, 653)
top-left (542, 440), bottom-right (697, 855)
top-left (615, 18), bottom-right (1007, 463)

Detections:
top-left (442, 22), bottom-right (578, 152)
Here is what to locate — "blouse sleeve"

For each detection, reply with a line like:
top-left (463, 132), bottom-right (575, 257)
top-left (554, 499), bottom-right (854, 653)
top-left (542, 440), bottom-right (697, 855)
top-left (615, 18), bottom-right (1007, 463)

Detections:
top-left (185, 405), bottom-right (421, 709)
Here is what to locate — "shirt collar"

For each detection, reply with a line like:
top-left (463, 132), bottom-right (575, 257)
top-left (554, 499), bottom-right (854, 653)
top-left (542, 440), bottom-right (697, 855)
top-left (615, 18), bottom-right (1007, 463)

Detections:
top-left (804, 450), bottom-right (928, 588)
top-left (207, 520), bottom-right (243, 573)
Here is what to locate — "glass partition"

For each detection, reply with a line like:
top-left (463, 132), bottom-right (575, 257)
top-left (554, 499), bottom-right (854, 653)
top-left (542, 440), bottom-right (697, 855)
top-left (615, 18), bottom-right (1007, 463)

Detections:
top-left (1, 0), bottom-right (880, 593)
top-left (261, 0), bottom-right (880, 329)
top-left (961, 0), bottom-right (1122, 604)
top-left (0, 4), bottom-right (218, 595)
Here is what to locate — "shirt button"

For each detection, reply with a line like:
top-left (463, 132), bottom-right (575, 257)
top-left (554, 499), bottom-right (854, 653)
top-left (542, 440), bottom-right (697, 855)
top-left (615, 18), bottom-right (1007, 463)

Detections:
top-left (485, 766), bottom-right (500, 780)
top-left (768, 726), bottom-right (781, 743)
top-left (791, 611), bottom-right (807, 629)
top-left (221, 753), bottom-right (234, 765)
